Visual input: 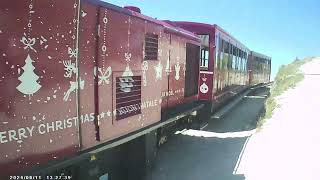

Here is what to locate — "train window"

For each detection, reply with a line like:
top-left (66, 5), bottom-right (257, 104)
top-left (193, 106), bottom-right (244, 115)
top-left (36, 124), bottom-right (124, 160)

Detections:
top-left (244, 59), bottom-right (247, 73)
top-left (232, 55), bottom-right (236, 70)
top-left (228, 44), bottom-right (233, 70)
top-left (227, 56), bottom-right (232, 70)
top-left (230, 44), bottom-right (234, 55)
top-left (144, 33), bottom-right (159, 60)
top-left (239, 57), bottom-right (243, 73)
top-left (241, 52), bottom-right (244, 74)
top-left (222, 40), bottom-right (225, 52)
top-left (235, 48), bottom-right (239, 71)
top-left (223, 41), bottom-right (229, 71)
top-left (200, 48), bottom-right (209, 69)
top-left (215, 35), bottom-right (219, 69)
top-left (223, 40), bottom-right (229, 54)
top-left (216, 49), bottom-right (220, 69)
top-left (245, 59), bottom-right (247, 73)
top-left (233, 46), bottom-right (237, 56)
top-left (218, 37), bottom-right (223, 70)
top-left (235, 48), bottom-right (239, 58)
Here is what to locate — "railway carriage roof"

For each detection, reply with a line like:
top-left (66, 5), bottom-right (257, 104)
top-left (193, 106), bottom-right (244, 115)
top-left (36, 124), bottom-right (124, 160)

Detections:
top-left (251, 51), bottom-right (272, 60)
top-left (165, 21), bottom-right (250, 51)
top-left (84, 0), bottom-right (200, 41)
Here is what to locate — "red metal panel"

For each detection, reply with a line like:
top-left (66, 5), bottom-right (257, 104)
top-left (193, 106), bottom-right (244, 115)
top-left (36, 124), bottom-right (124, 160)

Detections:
top-left (97, 8), bottom-right (161, 142)
top-left (170, 21), bottom-right (215, 101)
top-left (160, 32), bottom-right (170, 111)
top-left (0, 0), bottom-right (201, 176)
top-left (162, 34), bottom-right (200, 109)
top-left (77, 2), bottom-right (100, 149)
top-left (167, 35), bottom-right (186, 108)
top-left (0, 0), bottom-right (80, 176)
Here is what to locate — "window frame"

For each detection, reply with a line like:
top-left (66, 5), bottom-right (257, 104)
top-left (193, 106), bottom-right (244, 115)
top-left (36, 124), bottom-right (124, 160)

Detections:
top-left (200, 47), bottom-right (209, 70)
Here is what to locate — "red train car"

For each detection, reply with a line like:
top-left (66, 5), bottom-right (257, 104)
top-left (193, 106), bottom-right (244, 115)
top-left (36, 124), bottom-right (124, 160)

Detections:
top-left (0, 0), bottom-right (272, 179)
top-left (249, 51), bottom-right (272, 85)
top-left (166, 21), bottom-right (251, 111)
top-left (0, 0), bottom-right (201, 178)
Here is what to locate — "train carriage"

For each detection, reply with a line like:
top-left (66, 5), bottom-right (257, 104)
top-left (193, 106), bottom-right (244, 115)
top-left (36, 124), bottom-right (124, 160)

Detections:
top-left (0, 0), bottom-right (201, 178)
top-left (166, 21), bottom-right (251, 111)
top-left (249, 51), bottom-right (272, 85)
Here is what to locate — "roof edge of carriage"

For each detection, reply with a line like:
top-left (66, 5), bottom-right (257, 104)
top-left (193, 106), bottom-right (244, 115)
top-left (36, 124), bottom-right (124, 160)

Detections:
top-left (164, 21), bottom-right (250, 50)
top-left (83, 0), bottom-right (200, 42)
top-left (251, 51), bottom-right (272, 60)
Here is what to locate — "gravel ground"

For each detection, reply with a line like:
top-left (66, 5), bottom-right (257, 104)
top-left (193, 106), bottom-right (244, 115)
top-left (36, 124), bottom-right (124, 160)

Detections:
top-left (236, 57), bottom-right (320, 180)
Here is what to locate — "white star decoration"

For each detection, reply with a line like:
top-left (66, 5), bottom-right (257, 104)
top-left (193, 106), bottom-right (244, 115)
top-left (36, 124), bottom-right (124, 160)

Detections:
top-left (100, 112), bottom-right (105, 119)
top-left (97, 111), bottom-right (112, 120)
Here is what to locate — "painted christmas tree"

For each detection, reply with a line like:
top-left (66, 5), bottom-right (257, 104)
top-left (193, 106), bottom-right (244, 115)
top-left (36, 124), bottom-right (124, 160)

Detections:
top-left (16, 54), bottom-right (41, 99)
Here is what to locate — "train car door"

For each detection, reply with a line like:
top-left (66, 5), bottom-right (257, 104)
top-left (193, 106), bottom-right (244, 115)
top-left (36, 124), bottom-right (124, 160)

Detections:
top-left (184, 43), bottom-right (200, 97)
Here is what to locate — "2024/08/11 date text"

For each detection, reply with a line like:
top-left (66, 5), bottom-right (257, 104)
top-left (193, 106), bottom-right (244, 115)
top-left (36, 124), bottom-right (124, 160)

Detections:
top-left (9, 175), bottom-right (72, 180)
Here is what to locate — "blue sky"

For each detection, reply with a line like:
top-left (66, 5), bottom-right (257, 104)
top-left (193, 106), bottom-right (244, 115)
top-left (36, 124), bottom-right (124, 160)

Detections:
top-left (104, 0), bottom-right (320, 79)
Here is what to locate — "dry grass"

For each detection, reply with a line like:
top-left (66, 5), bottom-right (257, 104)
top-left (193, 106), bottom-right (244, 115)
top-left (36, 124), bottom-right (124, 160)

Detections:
top-left (256, 58), bottom-right (312, 131)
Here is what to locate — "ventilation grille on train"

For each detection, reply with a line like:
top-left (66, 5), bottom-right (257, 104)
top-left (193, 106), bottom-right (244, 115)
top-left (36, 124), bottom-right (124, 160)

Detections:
top-left (116, 76), bottom-right (142, 120)
top-left (144, 33), bottom-right (159, 60)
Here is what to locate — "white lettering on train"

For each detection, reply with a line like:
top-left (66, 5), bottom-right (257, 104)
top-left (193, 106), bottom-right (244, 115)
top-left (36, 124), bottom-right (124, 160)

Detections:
top-left (0, 126), bottom-right (35, 144)
top-left (0, 98), bottom-right (162, 144)
top-left (38, 124), bottom-right (46, 135)
top-left (118, 104), bottom-right (141, 116)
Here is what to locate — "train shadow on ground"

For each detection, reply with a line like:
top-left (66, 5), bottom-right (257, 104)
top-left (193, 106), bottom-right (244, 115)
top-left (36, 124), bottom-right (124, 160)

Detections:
top-left (144, 86), bottom-right (270, 180)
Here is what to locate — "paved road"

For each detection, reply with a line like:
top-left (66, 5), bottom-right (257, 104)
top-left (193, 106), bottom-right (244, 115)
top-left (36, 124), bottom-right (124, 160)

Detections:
top-left (144, 87), bottom-right (270, 180)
